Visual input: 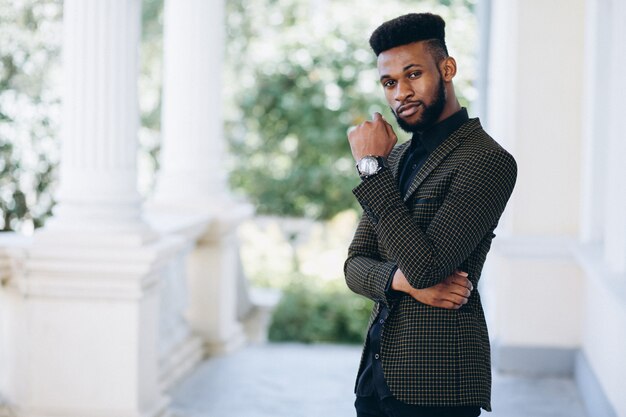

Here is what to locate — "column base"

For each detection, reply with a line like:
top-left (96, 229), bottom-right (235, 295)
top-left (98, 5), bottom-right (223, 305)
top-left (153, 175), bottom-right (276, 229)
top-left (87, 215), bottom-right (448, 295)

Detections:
top-left (204, 324), bottom-right (247, 356)
top-left (15, 396), bottom-right (170, 417)
top-left (159, 335), bottom-right (205, 391)
top-left (16, 234), bottom-right (186, 417)
top-left (493, 343), bottom-right (577, 376)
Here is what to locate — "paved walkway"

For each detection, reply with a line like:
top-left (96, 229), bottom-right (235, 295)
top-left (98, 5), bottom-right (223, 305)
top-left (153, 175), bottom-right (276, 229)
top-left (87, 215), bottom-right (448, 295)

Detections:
top-left (169, 344), bottom-right (588, 417)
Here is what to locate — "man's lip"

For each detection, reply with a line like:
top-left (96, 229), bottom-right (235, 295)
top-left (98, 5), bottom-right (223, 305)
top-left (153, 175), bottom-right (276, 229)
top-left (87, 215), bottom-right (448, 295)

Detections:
top-left (398, 102), bottom-right (421, 117)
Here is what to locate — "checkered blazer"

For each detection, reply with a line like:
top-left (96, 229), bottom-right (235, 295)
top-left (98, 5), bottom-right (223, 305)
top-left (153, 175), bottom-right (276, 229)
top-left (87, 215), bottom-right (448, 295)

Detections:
top-left (344, 118), bottom-right (517, 411)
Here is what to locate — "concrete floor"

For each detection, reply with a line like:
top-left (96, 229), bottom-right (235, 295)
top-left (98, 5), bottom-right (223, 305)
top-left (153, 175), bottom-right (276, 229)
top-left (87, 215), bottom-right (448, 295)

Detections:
top-left (169, 344), bottom-right (588, 417)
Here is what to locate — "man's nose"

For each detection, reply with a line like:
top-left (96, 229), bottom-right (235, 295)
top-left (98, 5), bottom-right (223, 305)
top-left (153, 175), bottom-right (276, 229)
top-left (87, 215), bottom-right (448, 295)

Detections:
top-left (395, 80), bottom-right (414, 102)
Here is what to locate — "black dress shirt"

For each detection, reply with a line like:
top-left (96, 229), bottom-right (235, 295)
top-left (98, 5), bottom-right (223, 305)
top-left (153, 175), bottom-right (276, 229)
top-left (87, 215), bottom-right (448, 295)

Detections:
top-left (355, 108), bottom-right (481, 417)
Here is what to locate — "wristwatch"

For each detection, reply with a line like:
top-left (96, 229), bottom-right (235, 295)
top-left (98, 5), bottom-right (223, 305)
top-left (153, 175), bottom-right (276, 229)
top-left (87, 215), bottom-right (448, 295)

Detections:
top-left (356, 155), bottom-right (387, 179)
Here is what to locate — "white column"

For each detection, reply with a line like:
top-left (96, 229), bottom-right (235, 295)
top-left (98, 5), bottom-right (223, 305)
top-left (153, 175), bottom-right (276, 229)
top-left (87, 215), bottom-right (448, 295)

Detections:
top-left (187, 220), bottom-right (247, 354)
top-left (14, 1), bottom-right (180, 416)
top-left (577, 2), bottom-right (626, 416)
top-left (42, 0), bottom-right (154, 244)
top-left (484, 0), bottom-right (586, 374)
top-left (603, 0), bottom-right (626, 274)
top-left (579, 0), bottom-right (610, 245)
top-left (152, 0), bottom-right (229, 207)
top-left (147, 0), bottom-right (252, 355)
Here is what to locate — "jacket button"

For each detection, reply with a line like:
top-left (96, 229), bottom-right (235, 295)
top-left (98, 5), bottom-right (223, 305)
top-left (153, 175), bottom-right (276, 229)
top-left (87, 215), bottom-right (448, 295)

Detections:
top-left (375, 354), bottom-right (380, 360)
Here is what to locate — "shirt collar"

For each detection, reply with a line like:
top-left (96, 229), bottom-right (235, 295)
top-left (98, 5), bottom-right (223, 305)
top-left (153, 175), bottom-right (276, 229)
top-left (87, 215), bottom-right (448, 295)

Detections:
top-left (411, 107), bottom-right (469, 154)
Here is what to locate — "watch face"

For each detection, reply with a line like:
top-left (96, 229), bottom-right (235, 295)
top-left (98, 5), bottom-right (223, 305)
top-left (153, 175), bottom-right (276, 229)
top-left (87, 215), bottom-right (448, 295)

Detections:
top-left (359, 156), bottom-right (379, 175)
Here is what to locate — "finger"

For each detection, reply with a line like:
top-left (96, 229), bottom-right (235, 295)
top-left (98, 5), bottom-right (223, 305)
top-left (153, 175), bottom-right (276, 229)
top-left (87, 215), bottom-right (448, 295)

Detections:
top-left (372, 112), bottom-right (383, 121)
top-left (383, 118), bottom-right (396, 140)
top-left (448, 291), bottom-right (469, 303)
top-left (450, 275), bottom-right (469, 288)
top-left (436, 300), bottom-right (457, 310)
top-left (436, 294), bottom-right (467, 309)
top-left (448, 286), bottom-right (471, 298)
top-left (455, 270), bottom-right (469, 277)
top-left (453, 276), bottom-right (473, 291)
top-left (448, 295), bottom-right (468, 307)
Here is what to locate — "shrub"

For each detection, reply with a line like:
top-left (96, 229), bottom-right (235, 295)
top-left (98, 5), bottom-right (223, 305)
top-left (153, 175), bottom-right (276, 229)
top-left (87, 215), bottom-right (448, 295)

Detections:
top-left (268, 277), bottom-right (374, 344)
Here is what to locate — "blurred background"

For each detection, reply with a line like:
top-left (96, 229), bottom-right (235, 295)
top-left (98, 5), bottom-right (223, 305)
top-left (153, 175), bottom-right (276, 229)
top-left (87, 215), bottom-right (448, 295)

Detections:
top-left (0, 0), bottom-right (624, 416)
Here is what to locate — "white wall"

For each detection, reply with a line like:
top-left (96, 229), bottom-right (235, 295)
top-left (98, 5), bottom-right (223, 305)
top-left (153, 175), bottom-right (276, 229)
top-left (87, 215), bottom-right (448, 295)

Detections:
top-left (577, 0), bottom-right (626, 415)
top-left (486, 0), bottom-right (586, 351)
top-left (486, 0), bottom-right (626, 415)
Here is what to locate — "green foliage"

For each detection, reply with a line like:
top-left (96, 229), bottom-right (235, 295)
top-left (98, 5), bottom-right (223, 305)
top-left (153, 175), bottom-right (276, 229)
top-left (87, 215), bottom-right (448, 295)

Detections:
top-left (224, 0), bottom-right (396, 220)
top-left (0, 0), bottom-right (164, 231)
top-left (224, 0), bottom-right (478, 220)
top-left (268, 276), bottom-right (374, 344)
top-left (0, 0), bottom-right (62, 232)
top-left (138, 0), bottom-right (164, 194)
top-left (1, 0), bottom-right (478, 230)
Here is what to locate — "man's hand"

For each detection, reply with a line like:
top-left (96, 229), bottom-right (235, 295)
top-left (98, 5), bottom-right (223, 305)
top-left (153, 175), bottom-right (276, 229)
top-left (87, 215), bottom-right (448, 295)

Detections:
top-left (392, 269), bottom-right (473, 310)
top-left (348, 112), bottom-right (398, 161)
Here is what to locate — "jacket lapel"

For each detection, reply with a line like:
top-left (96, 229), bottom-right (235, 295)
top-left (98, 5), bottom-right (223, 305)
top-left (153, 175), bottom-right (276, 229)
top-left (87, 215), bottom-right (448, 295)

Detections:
top-left (402, 118), bottom-right (479, 202)
top-left (390, 142), bottom-right (411, 179)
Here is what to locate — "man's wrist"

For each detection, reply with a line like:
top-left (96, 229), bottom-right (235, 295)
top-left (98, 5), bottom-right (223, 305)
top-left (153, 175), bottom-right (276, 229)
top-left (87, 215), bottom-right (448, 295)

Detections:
top-left (356, 155), bottom-right (388, 179)
top-left (391, 269), bottom-right (413, 293)
top-left (409, 287), bottom-right (422, 303)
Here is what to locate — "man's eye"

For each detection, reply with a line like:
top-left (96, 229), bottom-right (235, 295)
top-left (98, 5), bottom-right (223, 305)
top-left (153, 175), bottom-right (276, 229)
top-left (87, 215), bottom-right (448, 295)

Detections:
top-left (383, 80), bottom-right (396, 88)
top-left (408, 71), bottom-right (422, 79)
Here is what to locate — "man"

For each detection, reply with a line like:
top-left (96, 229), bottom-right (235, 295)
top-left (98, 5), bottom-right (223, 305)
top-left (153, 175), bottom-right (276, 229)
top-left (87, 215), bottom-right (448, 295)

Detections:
top-left (344, 13), bottom-right (517, 417)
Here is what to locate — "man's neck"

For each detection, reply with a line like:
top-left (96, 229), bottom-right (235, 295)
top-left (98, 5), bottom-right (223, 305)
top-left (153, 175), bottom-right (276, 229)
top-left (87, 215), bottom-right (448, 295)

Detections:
top-left (435, 98), bottom-right (462, 125)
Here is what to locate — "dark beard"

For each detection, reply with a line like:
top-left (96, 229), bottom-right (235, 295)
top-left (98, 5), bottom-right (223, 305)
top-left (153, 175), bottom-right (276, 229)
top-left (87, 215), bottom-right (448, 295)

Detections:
top-left (392, 73), bottom-right (446, 133)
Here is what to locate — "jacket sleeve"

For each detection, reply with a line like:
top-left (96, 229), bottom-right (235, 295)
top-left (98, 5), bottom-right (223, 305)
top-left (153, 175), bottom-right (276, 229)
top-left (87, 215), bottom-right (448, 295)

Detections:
top-left (344, 210), bottom-right (400, 308)
top-left (349, 148), bottom-right (517, 290)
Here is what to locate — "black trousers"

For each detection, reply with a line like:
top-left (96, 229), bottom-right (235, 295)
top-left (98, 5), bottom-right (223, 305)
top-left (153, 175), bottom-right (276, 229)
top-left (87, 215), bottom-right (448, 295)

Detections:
top-left (355, 395), bottom-right (482, 417)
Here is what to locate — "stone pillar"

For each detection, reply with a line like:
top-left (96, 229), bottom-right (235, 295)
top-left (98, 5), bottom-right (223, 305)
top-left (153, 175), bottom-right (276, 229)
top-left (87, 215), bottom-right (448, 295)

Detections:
top-left (603, 0), bottom-right (626, 274)
top-left (152, 0), bottom-right (228, 206)
top-left (16, 1), bottom-right (179, 416)
top-left (41, 0), bottom-right (155, 245)
top-left (576, 1), bottom-right (626, 416)
top-left (147, 0), bottom-right (251, 355)
top-left (186, 216), bottom-right (247, 354)
top-left (579, 0), bottom-right (610, 246)
top-left (484, 0), bottom-right (586, 375)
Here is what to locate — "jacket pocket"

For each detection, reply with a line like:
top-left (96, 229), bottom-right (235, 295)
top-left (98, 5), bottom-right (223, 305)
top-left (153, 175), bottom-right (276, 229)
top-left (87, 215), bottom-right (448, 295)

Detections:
top-left (413, 195), bottom-right (444, 204)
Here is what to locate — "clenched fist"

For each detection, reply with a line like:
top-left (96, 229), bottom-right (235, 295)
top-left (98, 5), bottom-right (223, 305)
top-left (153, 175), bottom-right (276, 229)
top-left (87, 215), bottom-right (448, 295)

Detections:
top-left (348, 112), bottom-right (398, 161)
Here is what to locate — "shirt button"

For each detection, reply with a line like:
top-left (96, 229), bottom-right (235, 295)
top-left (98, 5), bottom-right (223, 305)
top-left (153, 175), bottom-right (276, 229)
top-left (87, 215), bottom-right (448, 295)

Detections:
top-left (379, 319), bottom-right (384, 324)
top-left (375, 354), bottom-right (380, 360)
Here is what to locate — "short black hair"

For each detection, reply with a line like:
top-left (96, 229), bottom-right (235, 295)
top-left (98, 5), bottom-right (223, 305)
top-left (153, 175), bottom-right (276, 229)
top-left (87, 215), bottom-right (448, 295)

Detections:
top-left (369, 13), bottom-right (449, 62)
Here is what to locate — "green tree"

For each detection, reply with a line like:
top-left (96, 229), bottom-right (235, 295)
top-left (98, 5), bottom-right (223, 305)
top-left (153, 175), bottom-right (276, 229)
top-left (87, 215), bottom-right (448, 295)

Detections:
top-left (268, 276), bottom-right (374, 344)
top-left (0, 0), bottom-right (165, 232)
top-left (225, 0), bottom-right (477, 220)
top-left (138, 0), bottom-right (164, 196)
top-left (0, 0), bottom-right (62, 232)
top-left (227, 34), bottom-right (386, 219)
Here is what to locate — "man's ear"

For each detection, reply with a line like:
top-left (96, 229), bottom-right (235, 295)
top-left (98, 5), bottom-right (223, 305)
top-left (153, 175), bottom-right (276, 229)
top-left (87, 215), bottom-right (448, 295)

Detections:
top-left (440, 57), bottom-right (457, 82)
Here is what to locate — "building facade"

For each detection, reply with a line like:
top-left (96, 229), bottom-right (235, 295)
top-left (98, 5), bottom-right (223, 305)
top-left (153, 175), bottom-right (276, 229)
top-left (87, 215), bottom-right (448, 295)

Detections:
top-left (0, 0), bottom-right (624, 416)
top-left (485, 1), bottom-right (626, 416)
top-left (0, 0), bottom-right (252, 416)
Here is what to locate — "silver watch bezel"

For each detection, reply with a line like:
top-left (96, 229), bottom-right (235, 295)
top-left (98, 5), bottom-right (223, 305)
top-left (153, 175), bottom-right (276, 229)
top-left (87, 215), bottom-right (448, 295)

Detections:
top-left (356, 155), bottom-right (385, 178)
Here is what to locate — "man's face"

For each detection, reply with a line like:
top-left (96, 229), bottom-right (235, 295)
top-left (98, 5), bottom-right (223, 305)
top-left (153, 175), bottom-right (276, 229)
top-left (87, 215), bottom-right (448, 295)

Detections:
top-left (377, 41), bottom-right (446, 133)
